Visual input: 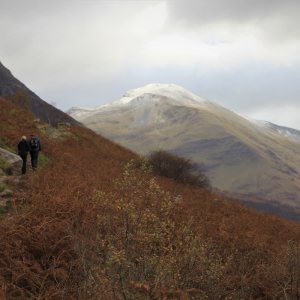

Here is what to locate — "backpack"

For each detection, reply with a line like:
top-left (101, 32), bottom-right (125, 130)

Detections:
top-left (30, 137), bottom-right (38, 149)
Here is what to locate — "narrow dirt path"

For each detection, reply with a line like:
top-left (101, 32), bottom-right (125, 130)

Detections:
top-left (0, 123), bottom-right (71, 216)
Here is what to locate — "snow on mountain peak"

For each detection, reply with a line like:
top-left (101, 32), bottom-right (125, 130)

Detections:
top-left (66, 83), bottom-right (207, 120)
top-left (65, 83), bottom-right (300, 145)
top-left (123, 83), bottom-right (172, 98)
top-left (123, 83), bottom-right (194, 98)
top-left (131, 83), bottom-right (205, 103)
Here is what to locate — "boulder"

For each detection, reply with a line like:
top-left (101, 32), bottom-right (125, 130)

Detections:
top-left (0, 176), bottom-right (8, 184)
top-left (173, 195), bottom-right (183, 203)
top-left (0, 189), bottom-right (13, 197)
top-left (0, 147), bottom-right (22, 163)
top-left (0, 198), bottom-right (8, 206)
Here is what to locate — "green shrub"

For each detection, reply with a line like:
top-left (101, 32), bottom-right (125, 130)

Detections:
top-left (89, 158), bottom-right (230, 299)
top-left (0, 154), bottom-right (11, 176)
top-left (39, 153), bottom-right (50, 168)
top-left (265, 240), bottom-right (300, 298)
top-left (149, 149), bottom-right (211, 189)
top-left (0, 181), bottom-right (10, 192)
top-left (0, 138), bottom-right (15, 153)
top-left (0, 200), bottom-right (13, 220)
top-left (56, 123), bottom-right (67, 129)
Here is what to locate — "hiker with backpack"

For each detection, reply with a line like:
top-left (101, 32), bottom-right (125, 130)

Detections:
top-left (28, 131), bottom-right (42, 171)
top-left (18, 136), bottom-right (30, 175)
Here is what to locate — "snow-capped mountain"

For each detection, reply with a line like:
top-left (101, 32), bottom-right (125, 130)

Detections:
top-left (260, 121), bottom-right (300, 144)
top-left (66, 84), bottom-right (300, 206)
top-left (67, 84), bottom-right (208, 120)
top-left (67, 83), bottom-right (300, 145)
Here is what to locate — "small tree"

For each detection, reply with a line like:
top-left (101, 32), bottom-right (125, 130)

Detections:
top-left (266, 241), bottom-right (300, 299)
top-left (4, 91), bottom-right (31, 111)
top-left (149, 149), bottom-right (211, 189)
top-left (90, 158), bottom-right (230, 299)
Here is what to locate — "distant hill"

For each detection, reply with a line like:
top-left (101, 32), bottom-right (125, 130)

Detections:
top-left (0, 61), bottom-right (83, 127)
top-left (67, 83), bottom-right (300, 206)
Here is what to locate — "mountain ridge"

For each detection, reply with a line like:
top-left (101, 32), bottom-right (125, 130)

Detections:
top-left (66, 84), bottom-right (300, 206)
top-left (67, 84), bottom-right (300, 144)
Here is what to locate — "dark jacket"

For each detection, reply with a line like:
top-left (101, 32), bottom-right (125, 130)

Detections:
top-left (18, 139), bottom-right (30, 156)
top-left (28, 136), bottom-right (42, 152)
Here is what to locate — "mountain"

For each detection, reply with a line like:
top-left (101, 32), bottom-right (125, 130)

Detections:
top-left (3, 95), bottom-right (300, 297)
top-left (261, 121), bottom-right (300, 144)
top-left (66, 83), bottom-right (300, 206)
top-left (0, 61), bottom-right (83, 127)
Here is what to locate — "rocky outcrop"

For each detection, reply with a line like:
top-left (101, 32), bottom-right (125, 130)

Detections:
top-left (0, 147), bottom-right (22, 163)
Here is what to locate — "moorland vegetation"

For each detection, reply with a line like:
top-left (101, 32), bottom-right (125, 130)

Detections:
top-left (3, 91), bottom-right (31, 111)
top-left (1, 97), bottom-right (300, 299)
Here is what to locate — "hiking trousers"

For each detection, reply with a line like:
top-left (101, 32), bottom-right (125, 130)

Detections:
top-left (30, 151), bottom-right (39, 169)
top-left (20, 154), bottom-right (27, 174)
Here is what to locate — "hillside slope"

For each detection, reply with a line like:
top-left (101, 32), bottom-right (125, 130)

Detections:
top-left (0, 61), bottom-right (83, 127)
top-left (67, 84), bottom-right (300, 206)
top-left (2, 97), bottom-right (300, 298)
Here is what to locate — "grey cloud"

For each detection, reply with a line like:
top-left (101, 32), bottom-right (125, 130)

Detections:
top-left (166, 0), bottom-right (300, 42)
top-left (0, 1), bottom-right (140, 63)
top-left (0, 1), bottom-right (147, 97)
top-left (1, 1), bottom-right (300, 131)
top-left (166, 0), bottom-right (300, 23)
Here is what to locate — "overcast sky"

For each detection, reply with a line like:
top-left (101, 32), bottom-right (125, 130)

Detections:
top-left (1, 0), bottom-right (300, 130)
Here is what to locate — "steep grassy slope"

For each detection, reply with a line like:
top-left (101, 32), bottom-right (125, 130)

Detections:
top-left (2, 98), bottom-right (300, 298)
top-left (0, 61), bottom-right (83, 127)
top-left (81, 100), bottom-right (300, 206)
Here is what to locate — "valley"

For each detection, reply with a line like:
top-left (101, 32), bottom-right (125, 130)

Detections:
top-left (67, 84), bottom-right (300, 206)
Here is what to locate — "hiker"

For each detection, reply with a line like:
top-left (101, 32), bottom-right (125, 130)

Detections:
top-left (28, 131), bottom-right (42, 171)
top-left (18, 136), bottom-right (30, 175)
